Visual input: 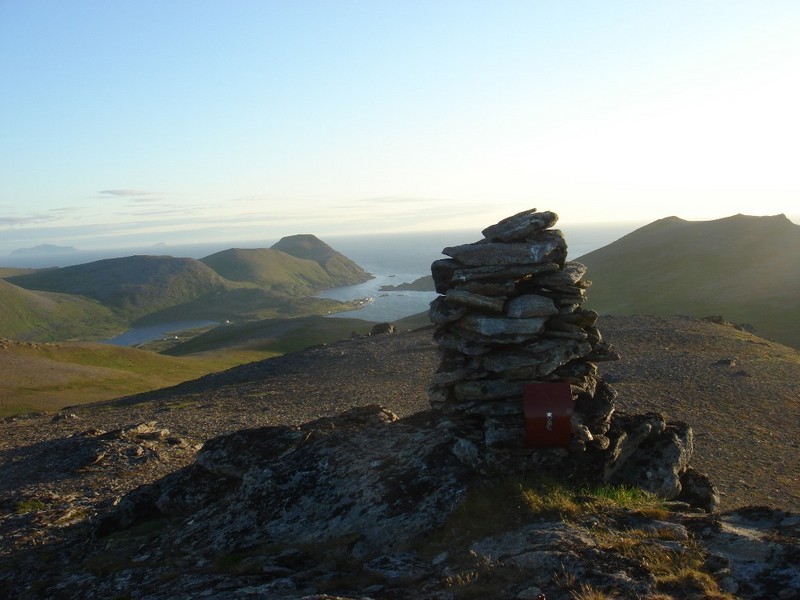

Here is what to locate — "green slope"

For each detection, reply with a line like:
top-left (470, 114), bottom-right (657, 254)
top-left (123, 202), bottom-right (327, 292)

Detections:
top-left (0, 267), bottom-right (37, 277)
top-left (3, 237), bottom-right (372, 343)
top-left (0, 279), bottom-right (122, 341)
top-left (270, 234), bottom-right (372, 285)
top-left (200, 248), bottom-right (334, 295)
top-left (0, 339), bottom-right (250, 417)
top-left (132, 288), bottom-right (365, 325)
top-left (577, 213), bottom-right (800, 348)
top-left (7, 255), bottom-right (233, 320)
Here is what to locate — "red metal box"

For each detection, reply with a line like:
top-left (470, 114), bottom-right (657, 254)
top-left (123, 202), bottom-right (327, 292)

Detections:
top-left (523, 383), bottom-right (574, 448)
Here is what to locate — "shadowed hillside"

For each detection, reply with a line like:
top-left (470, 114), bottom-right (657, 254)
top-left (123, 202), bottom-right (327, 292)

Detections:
top-left (577, 213), bottom-right (800, 348)
top-left (162, 315), bottom-right (376, 356)
top-left (7, 255), bottom-right (232, 320)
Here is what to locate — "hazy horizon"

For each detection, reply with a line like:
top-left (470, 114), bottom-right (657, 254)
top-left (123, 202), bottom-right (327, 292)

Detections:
top-left (0, 219), bottom-right (655, 269)
top-left (2, 2), bottom-right (798, 251)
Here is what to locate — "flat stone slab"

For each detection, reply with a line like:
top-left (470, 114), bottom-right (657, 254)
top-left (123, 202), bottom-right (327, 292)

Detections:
top-left (482, 209), bottom-right (559, 242)
top-left (443, 231), bottom-right (567, 267)
top-left (455, 314), bottom-right (547, 337)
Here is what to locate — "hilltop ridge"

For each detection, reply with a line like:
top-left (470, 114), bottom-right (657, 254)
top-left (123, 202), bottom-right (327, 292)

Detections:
top-left (578, 213), bottom-right (800, 348)
top-left (7, 255), bottom-right (231, 319)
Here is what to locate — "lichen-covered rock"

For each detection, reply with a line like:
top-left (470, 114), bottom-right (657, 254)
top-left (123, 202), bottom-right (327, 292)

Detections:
top-left (607, 420), bottom-right (694, 499)
top-left (98, 406), bottom-right (473, 555)
top-left (678, 467), bottom-right (721, 512)
top-left (443, 232), bottom-right (567, 267)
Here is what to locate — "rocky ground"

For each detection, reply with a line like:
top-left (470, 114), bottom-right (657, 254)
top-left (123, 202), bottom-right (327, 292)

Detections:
top-left (1, 315), bottom-right (799, 598)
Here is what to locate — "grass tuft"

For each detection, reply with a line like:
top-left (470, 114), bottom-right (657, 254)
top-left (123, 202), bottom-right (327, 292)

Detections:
top-left (14, 499), bottom-right (47, 513)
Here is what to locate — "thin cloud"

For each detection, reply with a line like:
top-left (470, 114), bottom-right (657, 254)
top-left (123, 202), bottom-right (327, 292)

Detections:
top-left (0, 214), bottom-right (60, 227)
top-left (121, 206), bottom-right (197, 217)
top-left (127, 197), bottom-right (162, 203)
top-left (98, 189), bottom-right (154, 197)
top-left (354, 196), bottom-right (451, 206)
top-left (48, 206), bottom-right (83, 214)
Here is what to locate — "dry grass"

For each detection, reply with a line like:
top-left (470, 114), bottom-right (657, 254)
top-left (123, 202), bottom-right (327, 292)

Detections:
top-left (589, 529), bottom-right (736, 599)
top-left (427, 476), bottom-right (734, 600)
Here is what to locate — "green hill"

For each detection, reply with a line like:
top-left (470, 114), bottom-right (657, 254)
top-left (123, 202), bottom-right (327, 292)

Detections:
top-left (200, 235), bottom-right (371, 296)
top-left (7, 255), bottom-right (233, 320)
top-left (132, 287), bottom-right (366, 326)
top-left (0, 278), bottom-right (122, 341)
top-left (577, 213), bottom-right (800, 348)
top-left (200, 248), bottom-right (334, 295)
top-left (270, 234), bottom-right (372, 285)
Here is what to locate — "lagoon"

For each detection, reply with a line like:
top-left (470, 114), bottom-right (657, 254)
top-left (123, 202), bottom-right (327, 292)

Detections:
top-left (105, 320), bottom-right (219, 347)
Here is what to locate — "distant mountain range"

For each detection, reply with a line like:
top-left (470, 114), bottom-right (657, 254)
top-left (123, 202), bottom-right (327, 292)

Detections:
top-left (9, 243), bottom-right (78, 256)
top-left (577, 213), bottom-right (800, 349)
top-left (1, 235), bottom-right (371, 341)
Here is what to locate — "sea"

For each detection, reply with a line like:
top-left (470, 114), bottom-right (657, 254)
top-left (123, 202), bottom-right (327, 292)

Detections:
top-left (2, 223), bottom-right (641, 344)
top-left (314, 223), bottom-right (640, 322)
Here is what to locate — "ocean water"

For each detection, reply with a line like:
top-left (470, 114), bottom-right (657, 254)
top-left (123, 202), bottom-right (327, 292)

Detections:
top-left (318, 223), bottom-right (640, 322)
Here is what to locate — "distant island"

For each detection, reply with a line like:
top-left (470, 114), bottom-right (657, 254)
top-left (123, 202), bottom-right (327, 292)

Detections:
top-left (379, 274), bottom-right (434, 292)
top-left (10, 244), bottom-right (79, 256)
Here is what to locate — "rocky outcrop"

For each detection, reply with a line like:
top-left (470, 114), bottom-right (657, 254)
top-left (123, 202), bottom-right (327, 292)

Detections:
top-left (428, 209), bottom-right (715, 505)
top-left (27, 405), bottom-right (797, 600)
top-left (370, 322), bottom-right (396, 335)
top-left (97, 406), bottom-right (473, 555)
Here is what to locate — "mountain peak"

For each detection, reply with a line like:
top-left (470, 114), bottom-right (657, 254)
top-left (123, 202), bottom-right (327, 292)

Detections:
top-left (271, 234), bottom-right (335, 261)
top-left (271, 234), bottom-right (372, 285)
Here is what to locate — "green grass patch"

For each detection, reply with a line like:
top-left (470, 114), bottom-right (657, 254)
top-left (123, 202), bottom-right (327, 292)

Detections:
top-left (578, 214), bottom-right (800, 350)
top-left (429, 476), bottom-right (667, 554)
top-left (0, 341), bottom-right (254, 417)
top-left (14, 499), bottom-right (47, 513)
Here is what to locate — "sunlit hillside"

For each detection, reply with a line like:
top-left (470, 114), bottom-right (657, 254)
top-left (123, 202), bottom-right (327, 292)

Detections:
top-left (0, 339), bottom-right (251, 416)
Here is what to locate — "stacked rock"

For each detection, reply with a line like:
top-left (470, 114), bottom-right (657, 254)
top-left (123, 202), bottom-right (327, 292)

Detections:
top-left (428, 208), bottom-right (620, 473)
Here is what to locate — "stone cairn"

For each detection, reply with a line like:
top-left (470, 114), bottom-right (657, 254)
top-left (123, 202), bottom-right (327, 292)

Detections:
top-left (428, 208), bottom-right (623, 474)
top-left (427, 208), bottom-right (718, 509)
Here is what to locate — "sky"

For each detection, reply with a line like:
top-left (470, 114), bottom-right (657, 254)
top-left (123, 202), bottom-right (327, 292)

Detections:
top-left (1, 0), bottom-right (799, 255)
